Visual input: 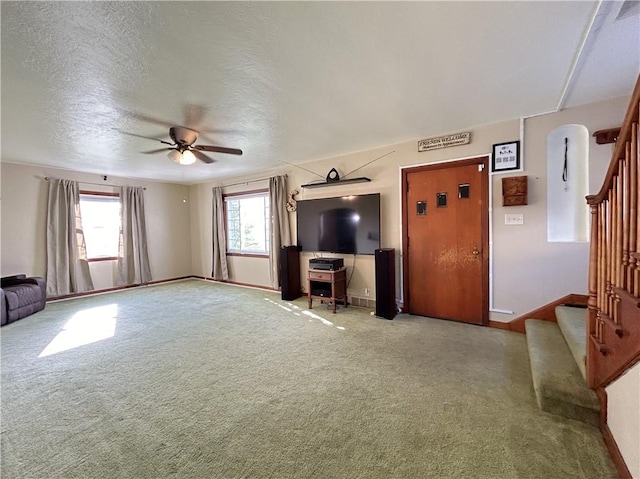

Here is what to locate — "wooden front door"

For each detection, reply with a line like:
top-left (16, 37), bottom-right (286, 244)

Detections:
top-left (402, 157), bottom-right (489, 325)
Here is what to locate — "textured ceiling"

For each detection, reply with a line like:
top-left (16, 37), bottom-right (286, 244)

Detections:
top-left (1, 1), bottom-right (639, 184)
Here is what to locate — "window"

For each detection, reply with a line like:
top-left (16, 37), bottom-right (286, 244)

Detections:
top-left (225, 191), bottom-right (270, 255)
top-left (79, 192), bottom-right (121, 260)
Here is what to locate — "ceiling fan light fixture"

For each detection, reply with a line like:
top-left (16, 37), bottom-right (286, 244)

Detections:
top-left (179, 149), bottom-right (197, 165)
top-left (167, 149), bottom-right (182, 163)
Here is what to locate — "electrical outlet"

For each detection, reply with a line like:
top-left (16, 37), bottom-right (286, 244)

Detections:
top-left (505, 214), bottom-right (524, 225)
top-left (364, 288), bottom-right (370, 297)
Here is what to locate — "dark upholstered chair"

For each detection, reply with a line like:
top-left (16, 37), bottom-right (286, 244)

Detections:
top-left (1, 275), bottom-right (46, 326)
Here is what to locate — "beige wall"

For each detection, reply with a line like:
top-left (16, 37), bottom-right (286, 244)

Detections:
top-left (189, 119), bottom-right (522, 301)
top-left (0, 163), bottom-right (192, 289)
top-left (195, 95), bottom-right (629, 320)
top-left (491, 96), bottom-right (627, 319)
top-left (2, 98), bottom-right (619, 315)
top-left (606, 363), bottom-right (640, 479)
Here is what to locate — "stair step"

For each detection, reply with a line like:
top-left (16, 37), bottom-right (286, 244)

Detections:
top-left (556, 305), bottom-right (587, 381)
top-left (525, 319), bottom-right (599, 426)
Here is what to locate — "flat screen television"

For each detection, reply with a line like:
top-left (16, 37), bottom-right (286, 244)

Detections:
top-left (296, 193), bottom-right (380, 255)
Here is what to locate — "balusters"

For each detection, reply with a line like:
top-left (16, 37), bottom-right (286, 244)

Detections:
top-left (598, 203), bottom-right (605, 315)
top-left (622, 150), bottom-right (630, 292)
top-left (614, 159), bottom-right (625, 326)
top-left (586, 79), bottom-right (640, 388)
top-left (607, 189), bottom-right (614, 318)
top-left (628, 124), bottom-right (637, 293)
top-left (594, 155), bottom-right (630, 333)
top-left (589, 202), bottom-right (599, 343)
top-left (633, 122), bottom-right (639, 296)
top-left (614, 169), bottom-right (620, 324)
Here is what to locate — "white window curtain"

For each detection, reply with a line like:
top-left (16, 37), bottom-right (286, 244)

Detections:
top-left (269, 175), bottom-right (292, 289)
top-left (46, 179), bottom-right (94, 296)
top-left (117, 186), bottom-right (152, 285)
top-left (212, 186), bottom-right (229, 280)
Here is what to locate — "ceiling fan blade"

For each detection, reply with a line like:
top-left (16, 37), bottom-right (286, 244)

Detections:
top-left (141, 148), bottom-right (173, 154)
top-left (194, 145), bottom-right (243, 155)
top-left (114, 129), bottom-right (173, 145)
top-left (183, 104), bottom-right (208, 129)
top-left (197, 132), bottom-right (240, 145)
top-left (124, 111), bottom-right (184, 130)
top-left (191, 149), bottom-right (215, 164)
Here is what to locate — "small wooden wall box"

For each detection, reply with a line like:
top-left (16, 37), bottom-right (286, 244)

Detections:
top-left (502, 176), bottom-right (527, 206)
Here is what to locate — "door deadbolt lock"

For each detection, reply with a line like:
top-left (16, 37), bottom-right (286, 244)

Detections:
top-left (472, 247), bottom-right (480, 256)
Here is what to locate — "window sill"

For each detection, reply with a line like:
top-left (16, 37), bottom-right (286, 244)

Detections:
top-left (87, 257), bottom-right (118, 262)
top-left (226, 252), bottom-right (269, 259)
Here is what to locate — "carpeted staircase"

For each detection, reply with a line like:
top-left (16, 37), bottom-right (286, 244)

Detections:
top-left (525, 305), bottom-right (600, 426)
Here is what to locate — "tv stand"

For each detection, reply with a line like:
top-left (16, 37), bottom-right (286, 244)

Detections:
top-left (308, 268), bottom-right (347, 314)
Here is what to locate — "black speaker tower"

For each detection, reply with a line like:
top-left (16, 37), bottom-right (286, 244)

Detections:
top-left (280, 245), bottom-right (302, 300)
top-left (375, 248), bottom-right (396, 320)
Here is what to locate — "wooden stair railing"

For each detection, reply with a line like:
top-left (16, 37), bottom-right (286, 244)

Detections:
top-left (586, 74), bottom-right (640, 389)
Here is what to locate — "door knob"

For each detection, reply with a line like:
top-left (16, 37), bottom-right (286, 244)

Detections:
top-left (472, 247), bottom-right (480, 256)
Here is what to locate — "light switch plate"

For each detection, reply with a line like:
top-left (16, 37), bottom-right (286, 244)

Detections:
top-left (505, 214), bottom-right (524, 225)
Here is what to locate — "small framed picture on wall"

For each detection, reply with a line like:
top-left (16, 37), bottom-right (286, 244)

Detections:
top-left (492, 141), bottom-right (521, 173)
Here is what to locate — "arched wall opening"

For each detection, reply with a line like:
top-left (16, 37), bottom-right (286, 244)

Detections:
top-left (547, 124), bottom-right (590, 243)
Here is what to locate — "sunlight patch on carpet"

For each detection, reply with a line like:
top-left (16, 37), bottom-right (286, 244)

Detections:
top-left (39, 304), bottom-right (118, 358)
top-left (302, 310), bottom-right (333, 326)
top-left (262, 298), bottom-right (345, 330)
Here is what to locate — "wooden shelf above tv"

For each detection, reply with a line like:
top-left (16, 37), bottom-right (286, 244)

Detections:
top-left (301, 177), bottom-right (371, 188)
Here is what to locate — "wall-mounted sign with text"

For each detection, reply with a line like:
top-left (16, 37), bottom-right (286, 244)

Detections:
top-left (418, 132), bottom-right (471, 152)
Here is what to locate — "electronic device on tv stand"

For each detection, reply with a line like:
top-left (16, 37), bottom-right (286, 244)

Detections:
top-left (309, 258), bottom-right (344, 271)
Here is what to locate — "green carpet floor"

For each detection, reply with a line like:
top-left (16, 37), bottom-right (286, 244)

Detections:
top-left (1, 279), bottom-right (617, 478)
